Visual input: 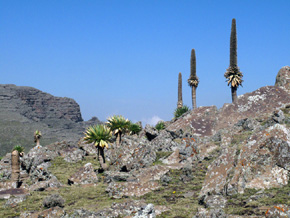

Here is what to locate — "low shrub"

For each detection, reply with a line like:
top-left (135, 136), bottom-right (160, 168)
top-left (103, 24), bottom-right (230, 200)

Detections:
top-left (174, 105), bottom-right (190, 118)
top-left (43, 194), bottom-right (65, 208)
top-left (128, 122), bottom-right (142, 135)
top-left (155, 121), bottom-right (165, 131)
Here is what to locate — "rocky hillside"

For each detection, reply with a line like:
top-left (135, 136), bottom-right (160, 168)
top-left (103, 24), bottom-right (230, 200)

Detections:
top-left (0, 66), bottom-right (290, 217)
top-left (0, 84), bottom-right (100, 156)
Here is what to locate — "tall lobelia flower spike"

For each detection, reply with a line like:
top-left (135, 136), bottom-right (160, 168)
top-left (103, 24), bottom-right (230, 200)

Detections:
top-left (188, 49), bottom-right (199, 109)
top-left (177, 72), bottom-right (183, 108)
top-left (224, 18), bottom-right (243, 103)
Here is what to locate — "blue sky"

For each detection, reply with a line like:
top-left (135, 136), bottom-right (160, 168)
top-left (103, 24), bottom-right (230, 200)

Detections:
top-left (1, 0), bottom-right (290, 125)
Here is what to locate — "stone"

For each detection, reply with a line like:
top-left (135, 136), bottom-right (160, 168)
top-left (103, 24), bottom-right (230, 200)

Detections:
top-left (0, 181), bottom-right (18, 192)
top-left (150, 129), bottom-right (179, 151)
top-left (65, 200), bottom-right (165, 218)
top-left (167, 106), bottom-right (218, 136)
top-left (246, 190), bottom-right (274, 203)
top-left (183, 191), bottom-right (195, 198)
top-left (46, 141), bottom-right (87, 163)
top-left (109, 135), bottom-right (156, 172)
top-left (235, 118), bottom-right (259, 131)
top-left (167, 85), bottom-right (290, 138)
top-left (20, 206), bottom-right (65, 218)
top-left (140, 124), bottom-right (158, 141)
top-left (43, 194), bottom-right (65, 208)
top-left (104, 171), bottom-right (132, 183)
top-left (133, 203), bottom-right (156, 218)
top-left (266, 137), bottom-right (290, 171)
top-left (160, 174), bottom-right (172, 186)
top-left (21, 145), bottom-right (57, 175)
top-left (5, 195), bottom-right (28, 208)
top-left (106, 165), bottom-right (169, 198)
top-left (78, 139), bottom-right (98, 155)
top-left (67, 208), bottom-right (99, 218)
top-left (68, 163), bottom-right (98, 185)
top-left (29, 176), bottom-right (61, 191)
top-left (136, 121), bottom-right (143, 129)
top-left (62, 147), bottom-right (86, 163)
top-left (228, 124), bottom-right (290, 193)
top-left (265, 204), bottom-right (290, 217)
top-left (200, 195), bottom-right (227, 209)
top-left (275, 66), bottom-right (290, 91)
top-left (201, 123), bottom-right (290, 199)
top-left (0, 188), bottom-right (28, 200)
top-left (193, 208), bottom-right (227, 218)
top-left (179, 163), bottom-right (194, 182)
top-left (162, 149), bottom-right (181, 165)
top-left (272, 110), bottom-right (285, 123)
top-left (200, 146), bottom-right (236, 197)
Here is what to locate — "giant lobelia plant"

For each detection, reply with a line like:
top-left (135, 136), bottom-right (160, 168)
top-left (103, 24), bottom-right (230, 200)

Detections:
top-left (224, 18), bottom-right (243, 103)
top-left (177, 72), bottom-right (183, 108)
top-left (188, 49), bottom-right (199, 109)
top-left (34, 130), bottom-right (42, 146)
top-left (106, 115), bottom-right (130, 146)
top-left (84, 125), bottom-right (112, 170)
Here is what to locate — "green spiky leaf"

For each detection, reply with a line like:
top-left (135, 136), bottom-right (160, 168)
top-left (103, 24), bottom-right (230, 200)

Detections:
top-left (174, 105), bottom-right (190, 118)
top-left (84, 125), bottom-right (112, 149)
top-left (155, 121), bottom-right (165, 131)
top-left (106, 115), bottom-right (130, 135)
top-left (128, 122), bottom-right (142, 135)
top-left (13, 145), bottom-right (24, 153)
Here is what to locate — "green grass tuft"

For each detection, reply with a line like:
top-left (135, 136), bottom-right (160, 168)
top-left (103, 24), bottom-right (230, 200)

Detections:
top-left (174, 105), bottom-right (190, 119)
top-left (155, 121), bottom-right (165, 131)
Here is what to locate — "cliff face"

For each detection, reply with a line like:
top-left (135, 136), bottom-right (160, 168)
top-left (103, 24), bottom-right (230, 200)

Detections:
top-left (0, 84), bottom-right (83, 123)
top-left (0, 85), bottom-right (99, 156)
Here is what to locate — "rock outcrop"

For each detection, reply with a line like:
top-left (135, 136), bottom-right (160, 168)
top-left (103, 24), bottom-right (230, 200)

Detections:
top-left (275, 66), bottom-right (290, 91)
top-left (68, 163), bottom-right (98, 185)
top-left (167, 86), bottom-right (290, 136)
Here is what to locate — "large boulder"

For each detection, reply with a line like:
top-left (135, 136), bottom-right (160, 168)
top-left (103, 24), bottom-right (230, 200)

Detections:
top-left (167, 106), bottom-right (218, 136)
top-left (200, 123), bottom-right (290, 199)
top-left (217, 86), bottom-right (290, 130)
top-left (106, 165), bottom-right (169, 198)
top-left (227, 124), bottom-right (290, 193)
top-left (167, 85), bottom-right (290, 137)
top-left (29, 176), bottom-right (61, 191)
top-left (21, 145), bottom-right (58, 183)
top-left (0, 153), bottom-right (12, 182)
top-left (140, 125), bottom-right (158, 141)
top-left (108, 135), bottom-right (156, 172)
top-left (275, 66), bottom-right (290, 91)
top-left (199, 146), bottom-right (237, 197)
top-left (68, 163), bottom-right (98, 185)
top-left (133, 203), bottom-right (156, 218)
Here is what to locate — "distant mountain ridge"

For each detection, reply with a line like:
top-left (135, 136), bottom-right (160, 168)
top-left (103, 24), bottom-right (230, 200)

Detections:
top-left (0, 84), bottom-right (100, 156)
